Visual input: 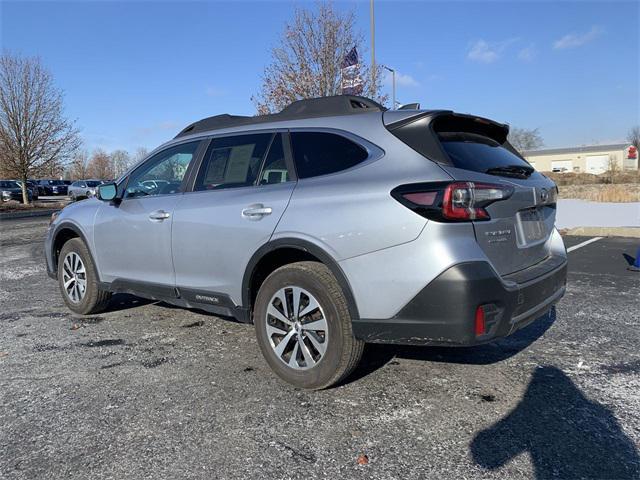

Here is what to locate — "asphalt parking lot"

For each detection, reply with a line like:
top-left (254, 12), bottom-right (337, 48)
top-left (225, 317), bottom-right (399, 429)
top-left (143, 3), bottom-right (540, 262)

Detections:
top-left (1, 218), bottom-right (639, 480)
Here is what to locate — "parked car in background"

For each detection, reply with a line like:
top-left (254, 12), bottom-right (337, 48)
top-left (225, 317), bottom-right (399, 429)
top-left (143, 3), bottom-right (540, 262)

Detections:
top-left (37, 179), bottom-right (68, 196)
top-left (0, 180), bottom-right (33, 202)
top-left (68, 180), bottom-right (104, 201)
top-left (15, 180), bottom-right (39, 200)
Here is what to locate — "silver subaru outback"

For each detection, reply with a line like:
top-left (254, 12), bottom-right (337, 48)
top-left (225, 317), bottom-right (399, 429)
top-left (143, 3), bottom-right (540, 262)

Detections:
top-left (45, 95), bottom-right (567, 389)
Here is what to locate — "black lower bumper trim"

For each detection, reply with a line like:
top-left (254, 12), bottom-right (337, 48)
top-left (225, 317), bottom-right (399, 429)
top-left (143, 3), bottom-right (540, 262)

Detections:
top-left (353, 258), bottom-right (567, 346)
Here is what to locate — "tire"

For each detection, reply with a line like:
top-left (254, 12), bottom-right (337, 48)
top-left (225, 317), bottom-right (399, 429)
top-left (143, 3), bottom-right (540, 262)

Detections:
top-left (253, 261), bottom-right (364, 390)
top-left (58, 238), bottom-right (111, 315)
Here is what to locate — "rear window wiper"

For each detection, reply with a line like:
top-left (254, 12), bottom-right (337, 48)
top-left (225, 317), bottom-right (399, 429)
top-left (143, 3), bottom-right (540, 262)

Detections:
top-left (485, 165), bottom-right (534, 179)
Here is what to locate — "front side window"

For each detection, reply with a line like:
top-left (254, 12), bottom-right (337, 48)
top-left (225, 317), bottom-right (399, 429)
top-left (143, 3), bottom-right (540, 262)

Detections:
top-left (194, 133), bottom-right (272, 191)
top-left (290, 132), bottom-right (368, 179)
top-left (125, 141), bottom-right (200, 198)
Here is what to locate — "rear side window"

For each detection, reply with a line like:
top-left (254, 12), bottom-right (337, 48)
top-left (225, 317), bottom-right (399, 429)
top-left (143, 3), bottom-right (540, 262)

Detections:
top-left (290, 132), bottom-right (368, 179)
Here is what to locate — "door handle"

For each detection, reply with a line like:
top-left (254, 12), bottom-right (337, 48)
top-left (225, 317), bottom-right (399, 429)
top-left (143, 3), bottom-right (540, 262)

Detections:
top-left (242, 204), bottom-right (272, 220)
top-left (149, 210), bottom-right (171, 221)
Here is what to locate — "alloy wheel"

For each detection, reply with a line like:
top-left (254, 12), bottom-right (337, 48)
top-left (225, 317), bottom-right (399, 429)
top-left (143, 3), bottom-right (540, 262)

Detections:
top-left (62, 252), bottom-right (87, 303)
top-left (266, 286), bottom-right (328, 370)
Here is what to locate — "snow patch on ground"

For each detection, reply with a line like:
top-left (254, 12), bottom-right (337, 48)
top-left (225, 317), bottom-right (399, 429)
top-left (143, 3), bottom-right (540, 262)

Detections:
top-left (0, 264), bottom-right (44, 282)
top-left (556, 200), bottom-right (640, 229)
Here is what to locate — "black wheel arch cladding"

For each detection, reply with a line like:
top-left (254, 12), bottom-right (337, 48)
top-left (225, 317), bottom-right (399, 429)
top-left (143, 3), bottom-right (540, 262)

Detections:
top-left (242, 238), bottom-right (360, 321)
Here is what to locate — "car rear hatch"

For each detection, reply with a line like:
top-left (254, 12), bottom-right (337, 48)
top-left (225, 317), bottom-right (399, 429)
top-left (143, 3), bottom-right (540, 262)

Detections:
top-left (386, 111), bottom-right (558, 277)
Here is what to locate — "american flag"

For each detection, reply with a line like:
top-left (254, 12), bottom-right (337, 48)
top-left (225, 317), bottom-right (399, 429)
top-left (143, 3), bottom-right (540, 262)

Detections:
top-left (341, 47), bottom-right (363, 95)
top-left (341, 47), bottom-right (359, 69)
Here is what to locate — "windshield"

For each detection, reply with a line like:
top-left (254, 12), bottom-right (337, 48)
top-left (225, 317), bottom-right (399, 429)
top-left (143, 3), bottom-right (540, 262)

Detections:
top-left (0, 181), bottom-right (19, 188)
top-left (86, 181), bottom-right (102, 187)
top-left (439, 132), bottom-right (532, 173)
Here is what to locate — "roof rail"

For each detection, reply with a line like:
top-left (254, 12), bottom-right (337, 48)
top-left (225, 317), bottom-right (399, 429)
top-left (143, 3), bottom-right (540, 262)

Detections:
top-left (174, 95), bottom-right (386, 139)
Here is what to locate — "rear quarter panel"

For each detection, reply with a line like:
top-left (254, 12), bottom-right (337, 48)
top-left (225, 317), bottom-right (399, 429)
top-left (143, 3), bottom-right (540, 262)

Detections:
top-left (274, 116), bottom-right (453, 260)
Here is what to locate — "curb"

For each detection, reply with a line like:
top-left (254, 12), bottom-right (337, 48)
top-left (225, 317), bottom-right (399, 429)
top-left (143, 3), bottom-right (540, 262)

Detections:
top-left (0, 208), bottom-right (60, 221)
top-left (564, 226), bottom-right (640, 238)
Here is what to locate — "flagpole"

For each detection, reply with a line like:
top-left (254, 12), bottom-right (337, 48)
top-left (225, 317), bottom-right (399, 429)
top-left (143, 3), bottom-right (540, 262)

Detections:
top-left (370, 0), bottom-right (376, 91)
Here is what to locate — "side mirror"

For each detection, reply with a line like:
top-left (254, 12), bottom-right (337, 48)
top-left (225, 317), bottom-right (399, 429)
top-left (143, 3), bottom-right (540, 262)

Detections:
top-left (97, 182), bottom-right (117, 202)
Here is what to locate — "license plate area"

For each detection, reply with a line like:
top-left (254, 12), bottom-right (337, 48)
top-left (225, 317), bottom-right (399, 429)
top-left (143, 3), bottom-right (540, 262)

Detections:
top-left (516, 208), bottom-right (547, 246)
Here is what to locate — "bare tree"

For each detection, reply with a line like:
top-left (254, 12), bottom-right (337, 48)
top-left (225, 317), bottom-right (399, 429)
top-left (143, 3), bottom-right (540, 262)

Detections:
top-left (110, 149), bottom-right (132, 178)
top-left (132, 147), bottom-right (149, 167)
top-left (607, 154), bottom-right (620, 184)
top-left (627, 126), bottom-right (640, 150)
top-left (0, 54), bottom-right (80, 203)
top-left (86, 149), bottom-right (114, 180)
top-left (67, 149), bottom-right (89, 180)
top-left (252, 2), bottom-right (385, 114)
top-left (508, 127), bottom-right (544, 153)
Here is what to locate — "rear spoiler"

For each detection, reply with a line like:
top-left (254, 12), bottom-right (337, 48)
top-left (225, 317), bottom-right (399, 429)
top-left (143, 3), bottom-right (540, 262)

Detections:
top-left (384, 110), bottom-right (516, 165)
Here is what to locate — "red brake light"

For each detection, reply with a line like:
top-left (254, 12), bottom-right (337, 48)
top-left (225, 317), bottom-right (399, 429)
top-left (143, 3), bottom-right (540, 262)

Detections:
top-left (393, 181), bottom-right (514, 222)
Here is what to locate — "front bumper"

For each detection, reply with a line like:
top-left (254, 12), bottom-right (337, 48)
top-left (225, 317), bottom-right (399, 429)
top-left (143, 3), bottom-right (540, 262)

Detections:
top-left (352, 254), bottom-right (567, 346)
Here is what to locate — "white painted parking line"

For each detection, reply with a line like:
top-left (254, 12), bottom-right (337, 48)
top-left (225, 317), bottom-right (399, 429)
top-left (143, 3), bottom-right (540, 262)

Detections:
top-left (567, 237), bottom-right (603, 253)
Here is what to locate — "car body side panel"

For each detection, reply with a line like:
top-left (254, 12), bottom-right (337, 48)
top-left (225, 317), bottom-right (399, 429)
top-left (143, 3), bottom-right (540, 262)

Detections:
top-left (93, 196), bottom-right (181, 285)
top-left (45, 199), bottom-right (102, 275)
top-left (171, 182), bottom-right (296, 304)
top-left (274, 117), bottom-right (453, 261)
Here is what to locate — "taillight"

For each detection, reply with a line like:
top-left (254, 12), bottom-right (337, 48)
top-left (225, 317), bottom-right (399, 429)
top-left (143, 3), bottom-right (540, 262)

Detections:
top-left (391, 181), bottom-right (513, 222)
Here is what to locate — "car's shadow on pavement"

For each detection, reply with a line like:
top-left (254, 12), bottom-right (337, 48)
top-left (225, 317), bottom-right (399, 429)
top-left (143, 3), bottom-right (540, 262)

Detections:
top-left (348, 307), bottom-right (558, 383)
top-left (102, 293), bottom-right (154, 313)
top-left (471, 365), bottom-right (640, 479)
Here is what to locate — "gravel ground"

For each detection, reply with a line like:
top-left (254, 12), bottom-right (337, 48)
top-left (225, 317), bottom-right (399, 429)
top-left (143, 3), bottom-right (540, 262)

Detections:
top-left (0, 218), bottom-right (639, 479)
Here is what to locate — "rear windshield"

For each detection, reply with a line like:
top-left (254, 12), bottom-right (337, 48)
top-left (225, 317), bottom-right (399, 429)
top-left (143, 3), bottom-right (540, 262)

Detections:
top-left (439, 132), bottom-right (532, 173)
top-left (387, 113), bottom-right (533, 178)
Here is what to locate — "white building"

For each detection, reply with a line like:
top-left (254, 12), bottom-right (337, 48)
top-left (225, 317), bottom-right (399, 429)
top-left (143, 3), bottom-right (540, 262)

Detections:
top-left (522, 143), bottom-right (638, 174)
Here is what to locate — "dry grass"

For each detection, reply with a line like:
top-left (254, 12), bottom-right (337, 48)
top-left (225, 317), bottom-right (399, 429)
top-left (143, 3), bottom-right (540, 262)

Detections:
top-left (0, 200), bottom-right (67, 212)
top-left (558, 184), bottom-right (640, 202)
top-left (546, 170), bottom-right (640, 186)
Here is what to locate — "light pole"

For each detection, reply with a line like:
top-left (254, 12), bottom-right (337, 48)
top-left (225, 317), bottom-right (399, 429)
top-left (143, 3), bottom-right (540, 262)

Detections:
top-left (370, 0), bottom-right (375, 89)
top-left (382, 65), bottom-right (396, 109)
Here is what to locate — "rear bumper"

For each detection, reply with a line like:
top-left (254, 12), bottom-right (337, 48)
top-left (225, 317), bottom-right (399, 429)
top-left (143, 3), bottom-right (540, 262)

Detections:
top-left (352, 254), bottom-right (567, 346)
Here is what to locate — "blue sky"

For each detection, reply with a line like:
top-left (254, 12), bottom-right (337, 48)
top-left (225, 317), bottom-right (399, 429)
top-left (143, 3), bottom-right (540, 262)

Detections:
top-left (2, 1), bottom-right (638, 152)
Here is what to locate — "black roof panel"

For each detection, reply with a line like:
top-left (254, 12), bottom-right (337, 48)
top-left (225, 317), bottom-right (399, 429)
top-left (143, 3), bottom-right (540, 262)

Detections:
top-left (174, 95), bottom-right (386, 139)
